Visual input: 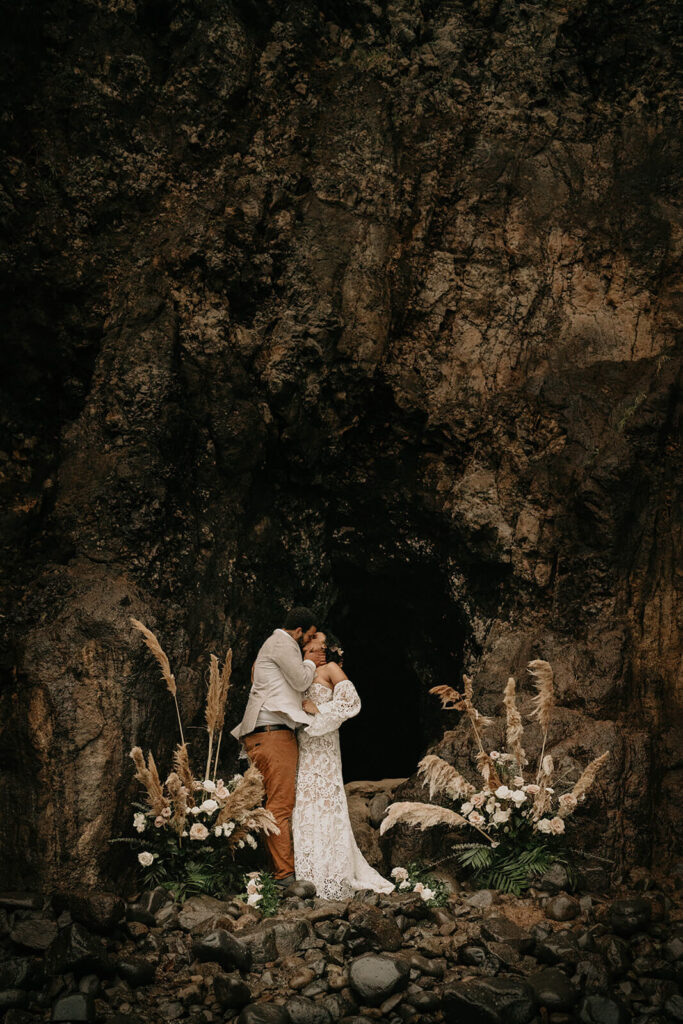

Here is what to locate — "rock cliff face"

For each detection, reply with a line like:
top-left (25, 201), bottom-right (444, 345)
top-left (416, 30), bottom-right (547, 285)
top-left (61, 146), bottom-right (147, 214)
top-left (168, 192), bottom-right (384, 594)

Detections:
top-left (0, 0), bottom-right (679, 888)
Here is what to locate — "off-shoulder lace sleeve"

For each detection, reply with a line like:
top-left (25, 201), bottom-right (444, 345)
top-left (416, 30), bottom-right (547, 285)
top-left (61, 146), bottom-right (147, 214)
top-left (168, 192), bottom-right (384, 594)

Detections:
top-left (304, 679), bottom-right (361, 737)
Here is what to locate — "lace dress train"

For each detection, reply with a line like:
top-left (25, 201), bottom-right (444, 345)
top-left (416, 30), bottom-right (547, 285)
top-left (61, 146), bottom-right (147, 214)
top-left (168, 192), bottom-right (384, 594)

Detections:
top-left (292, 679), bottom-right (394, 900)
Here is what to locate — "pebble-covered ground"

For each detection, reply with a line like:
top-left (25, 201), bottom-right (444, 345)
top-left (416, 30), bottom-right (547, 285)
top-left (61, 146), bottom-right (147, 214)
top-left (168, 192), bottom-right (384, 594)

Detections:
top-left (1, 870), bottom-right (681, 1024)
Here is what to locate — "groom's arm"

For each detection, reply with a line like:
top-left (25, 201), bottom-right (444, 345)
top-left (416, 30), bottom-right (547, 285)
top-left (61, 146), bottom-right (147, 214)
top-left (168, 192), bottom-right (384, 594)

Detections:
top-left (271, 638), bottom-right (317, 693)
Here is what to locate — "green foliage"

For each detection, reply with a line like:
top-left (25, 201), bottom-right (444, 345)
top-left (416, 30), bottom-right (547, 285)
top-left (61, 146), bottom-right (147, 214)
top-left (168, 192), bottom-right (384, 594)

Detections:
top-left (396, 861), bottom-right (450, 907)
top-left (236, 872), bottom-right (281, 917)
top-left (454, 832), bottom-right (571, 896)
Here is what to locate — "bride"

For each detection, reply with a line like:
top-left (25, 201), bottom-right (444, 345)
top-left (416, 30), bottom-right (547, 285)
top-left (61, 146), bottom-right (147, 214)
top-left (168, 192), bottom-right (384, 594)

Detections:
top-left (291, 632), bottom-right (394, 900)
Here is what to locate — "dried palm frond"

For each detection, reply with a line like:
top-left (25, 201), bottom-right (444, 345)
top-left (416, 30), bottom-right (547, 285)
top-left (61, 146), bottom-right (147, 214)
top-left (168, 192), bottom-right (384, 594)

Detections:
top-left (571, 752), bottom-right (609, 803)
top-left (527, 660), bottom-right (554, 733)
top-left (130, 746), bottom-right (168, 815)
top-left (130, 618), bottom-right (185, 744)
top-left (216, 766), bottom-right (265, 826)
top-left (212, 649), bottom-right (233, 780)
top-left (429, 685), bottom-right (467, 711)
top-left (240, 806), bottom-right (280, 836)
top-left (476, 750), bottom-right (503, 791)
top-left (532, 754), bottom-right (555, 819)
top-left (528, 659), bottom-right (554, 781)
top-left (503, 676), bottom-right (527, 767)
top-left (418, 754), bottom-right (476, 801)
top-left (166, 771), bottom-right (187, 833)
top-left (173, 743), bottom-right (195, 800)
top-left (379, 801), bottom-right (468, 835)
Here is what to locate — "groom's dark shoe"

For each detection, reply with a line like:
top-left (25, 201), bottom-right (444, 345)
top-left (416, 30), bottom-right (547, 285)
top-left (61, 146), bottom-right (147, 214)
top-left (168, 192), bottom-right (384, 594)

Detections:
top-left (274, 874), bottom-right (296, 891)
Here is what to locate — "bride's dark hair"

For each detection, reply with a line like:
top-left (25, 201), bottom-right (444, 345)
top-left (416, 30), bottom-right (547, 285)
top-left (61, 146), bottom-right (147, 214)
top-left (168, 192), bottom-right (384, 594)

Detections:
top-left (324, 631), bottom-right (344, 665)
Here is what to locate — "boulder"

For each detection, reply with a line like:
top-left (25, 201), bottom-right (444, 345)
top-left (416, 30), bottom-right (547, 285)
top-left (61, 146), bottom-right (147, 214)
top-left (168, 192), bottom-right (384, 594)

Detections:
top-left (284, 995), bottom-right (332, 1024)
top-left (346, 905), bottom-right (402, 952)
top-left (481, 917), bottom-right (533, 953)
top-left (348, 953), bottom-right (410, 1006)
top-left (576, 994), bottom-right (629, 1024)
top-left (192, 929), bottom-right (251, 971)
top-left (545, 895), bottom-right (581, 922)
top-left (46, 923), bottom-right (113, 978)
top-left (214, 973), bottom-right (251, 1009)
top-left (116, 958), bottom-right (156, 986)
top-left (10, 918), bottom-right (58, 951)
top-left (527, 968), bottom-right (578, 1011)
top-left (178, 895), bottom-right (233, 932)
top-left (52, 992), bottom-right (95, 1022)
top-left (69, 891), bottom-right (125, 933)
top-left (607, 898), bottom-right (652, 937)
top-left (443, 976), bottom-right (537, 1024)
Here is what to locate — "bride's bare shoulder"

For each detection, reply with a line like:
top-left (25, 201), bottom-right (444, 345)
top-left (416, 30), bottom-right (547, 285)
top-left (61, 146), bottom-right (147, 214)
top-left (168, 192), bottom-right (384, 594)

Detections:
top-left (326, 662), bottom-right (348, 686)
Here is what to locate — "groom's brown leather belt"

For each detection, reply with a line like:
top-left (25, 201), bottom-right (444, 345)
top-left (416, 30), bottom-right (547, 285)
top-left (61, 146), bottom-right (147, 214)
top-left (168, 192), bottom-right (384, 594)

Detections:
top-left (250, 724), bottom-right (292, 734)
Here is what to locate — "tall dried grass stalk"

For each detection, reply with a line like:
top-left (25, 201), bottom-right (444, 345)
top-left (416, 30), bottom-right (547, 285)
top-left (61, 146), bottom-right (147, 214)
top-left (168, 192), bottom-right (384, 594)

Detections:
top-left (429, 677), bottom-right (492, 755)
top-left (212, 649), bottom-right (233, 780)
top-left (130, 746), bottom-right (168, 815)
top-left (380, 800), bottom-right (494, 844)
top-left (429, 685), bottom-right (467, 711)
top-left (205, 654), bottom-right (222, 781)
top-left (418, 755), bottom-right (476, 801)
top-left (173, 743), bottom-right (195, 801)
top-left (476, 750), bottom-right (503, 791)
top-left (503, 676), bottom-right (527, 767)
top-left (131, 618), bottom-right (185, 745)
top-left (532, 754), bottom-right (555, 819)
top-left (166, 771), bottom-right (187, 834)
top-left (571, 752), bottom-right (609, 803)
top-left (528, 659), bottom-right (554, 782)
top-left (216, 766), bottom-right (265, 826)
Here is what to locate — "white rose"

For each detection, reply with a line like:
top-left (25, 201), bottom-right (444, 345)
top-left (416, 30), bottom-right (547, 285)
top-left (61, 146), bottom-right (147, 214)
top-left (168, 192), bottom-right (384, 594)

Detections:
top-left (489, 750), bottom-right (501, 760)
top-left (420, 887), bottom-right (435, 902)
top-left (203, 779), bottom-right (216, 792)
top-left (493, 808), bottom-right (511, 824)
top-left (461, 801), bottom-right (474, 816)
top-left (161, 806), bottom-right (172, 818)
top-left (468, 811), bottom-right (486, 827)
top-left (223, 822), bottom-right (235, 836)
top-left (215, 786), bottom-right (229, 800)
top-left (246, 880), bottom-right (260, 894)
top-left (391, 867), bottom-right (409, 881)
top-left (190, 806), bottom-right (201, 815)
top-left (137, 851), bottom-right (154, 867)
top-left (471, 793), bottom-right (486, 808)
top-left (413, 882), bottom-right (424, 893)
top-left (214, 826), bottom-right (223, 837)
top-left (246, 835), bottom-right (257, 849)
top-left (510, 790), bottom-right (527, 804)
top-left (154, 816), bottom-right (165, 828)
top-left (246, 871), bottom-right (261, 879)
top-left (133, 813), bottom-right (146, 833)
top-left (558, 793), bottom-right (578, 816)
top-left (549, 817), bottom-right (565, 835)
top-left (513, 776), bottom-right (525, 787)
top-left (246, 892), bottom-right (262, 906)
top-left (525, 784), bottom-right (540, 795)
top-left (399, 880), bottom-right (411, 890)
top-left (485, 798), bottom-right (496, 814)
top-left (200, 799), bottom-right (218, 814)
top-left (536, 818), bottom-right (552, 833)
top-left (495, 785), bottom-right (511, 800)
top-left (189, 822), bottom-right (209, 841)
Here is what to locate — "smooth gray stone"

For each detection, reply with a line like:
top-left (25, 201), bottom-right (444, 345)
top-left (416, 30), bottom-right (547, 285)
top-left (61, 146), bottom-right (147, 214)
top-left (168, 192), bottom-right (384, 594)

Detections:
top-left (214, 973), bottom-right (251, 1009)
top-left (349, 953), bottom-right (409, 1006)
top-left (608, 898), bottom-right (652, 937)
top-left (285, 994), bottom-right (332, 1024)
top-left (192, 929), bottom-right (251, 971)
top-left (443, 976), bottom-right (536, 1024)
top-left (577, 994), bottom-right (630, 1024)
top-left (527, 968), bottom-right (578, 1010)
top-left (52, 992), bottom-right (95, 1022)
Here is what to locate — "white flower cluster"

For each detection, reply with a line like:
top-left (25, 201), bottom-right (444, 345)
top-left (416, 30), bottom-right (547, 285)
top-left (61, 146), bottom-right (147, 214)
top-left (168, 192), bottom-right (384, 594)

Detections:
top-left (390, 867), bottom-right (435, 903)
top-left (245, 871), bottom-right (264, 906)
top-left (133, 775), bottom-right (250, 846)
top-left (458, 752), bottom-right (568, 836)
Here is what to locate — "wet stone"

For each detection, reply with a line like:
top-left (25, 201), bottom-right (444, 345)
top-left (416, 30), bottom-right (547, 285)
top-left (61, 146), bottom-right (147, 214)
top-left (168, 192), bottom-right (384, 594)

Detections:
top-left (289, 969), bottom-right (316, 990)
top-left (594, 935), bottom-right (631, 978)
top-left (466, 890), bottom-right (496, 909)
top-left (443, 975), bottom-right (537, 1024)
top-left (286, 881), bottom-right (316, 899)
top-left (237, 1005), bottom-right (291, 1024)
top-left (409, 989), bottom-right (442, 1011)
top-left (546, 896), bottom-right (581, 922)
top-left (535, 864), bottom-right (571, 893)
top-left (460, 945), bottom-right (501, 975)
top-left (192, 929), bottom-right (251, 972)
top-left (285, 994), bottom-right (332, 1024)
top-left (368, 793), bottom-right (391, 828)
top-left (664, 994), bottom-right (683, 1022)
top-left (349, 953), bottom-right (410, 1006)
top-left (481, 917), bottom-right (532, 953)
top-left (535, 930), bottom-right (580, 965)
top-left (47, 923), bottom-right (113, 978)
top-left (527, 968), bottom-right (578, 1011)
top-left (69, 892), bottom-right (125, 934)
top-left (347, 905), bottom-right (402, 952)
top-left (157, 1001), bottom-right (184, 1020)
top-left (10, 918), bottom-right (59, 951)
top-left (0, 957), bottom-right (32, 988)
top-left (116, 959), bottom-right (155, 986)
top-left (52, 992), bottom-right (95, 1022)
top-left (0, 894), bottom-right (43, 912)
top-left (125, 905), bottom-right (156, 928)
top-left (608, 899), bottom-right (652, 937)
top-left (213, 973), bottom-right (251, 1010)
top-left (572, 954), bottom-right (611, 993)
top-left (178, 896), bottom-right (232, 933)
top-left (576, 994), bottom-right (629, 1024)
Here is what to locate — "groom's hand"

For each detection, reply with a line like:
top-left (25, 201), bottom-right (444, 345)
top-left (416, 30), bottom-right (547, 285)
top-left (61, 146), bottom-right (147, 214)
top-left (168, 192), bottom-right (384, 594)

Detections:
top-left (308, 648), bottom-right (326, 666)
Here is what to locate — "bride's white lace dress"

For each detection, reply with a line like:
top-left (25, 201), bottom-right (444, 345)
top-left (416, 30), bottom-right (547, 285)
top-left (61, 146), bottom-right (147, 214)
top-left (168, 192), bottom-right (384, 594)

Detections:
top-left (292, 679), bottom-right (395, 900)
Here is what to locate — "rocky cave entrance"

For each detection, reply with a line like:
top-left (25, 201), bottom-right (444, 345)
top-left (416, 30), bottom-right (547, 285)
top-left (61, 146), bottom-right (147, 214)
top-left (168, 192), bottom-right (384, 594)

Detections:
top-left (325, 562), bottom-right (469, 783)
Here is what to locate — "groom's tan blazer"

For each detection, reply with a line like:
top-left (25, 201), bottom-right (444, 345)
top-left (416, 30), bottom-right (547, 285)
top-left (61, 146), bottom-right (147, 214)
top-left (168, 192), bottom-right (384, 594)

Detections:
top-left (230, 629), bottom-right (316, 741)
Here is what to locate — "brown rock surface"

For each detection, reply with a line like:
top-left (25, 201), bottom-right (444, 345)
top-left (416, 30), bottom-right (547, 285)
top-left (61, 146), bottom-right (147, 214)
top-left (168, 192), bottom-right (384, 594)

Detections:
top-left (0, 0), bottom-right (679, 887)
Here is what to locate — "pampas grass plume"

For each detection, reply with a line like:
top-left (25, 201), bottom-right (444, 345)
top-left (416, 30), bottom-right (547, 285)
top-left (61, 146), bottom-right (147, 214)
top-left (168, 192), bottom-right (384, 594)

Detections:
top-left (379, 801), bottom-right (467, 835)
top-left (571, 751), bottom-right (609, 803)
top-left (418, 754), bottom-right (476, 801)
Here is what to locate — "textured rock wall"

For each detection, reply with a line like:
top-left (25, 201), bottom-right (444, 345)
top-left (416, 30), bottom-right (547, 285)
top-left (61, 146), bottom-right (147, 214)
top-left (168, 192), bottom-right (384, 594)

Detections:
top-left (0, 0), bottom-right (680, 888)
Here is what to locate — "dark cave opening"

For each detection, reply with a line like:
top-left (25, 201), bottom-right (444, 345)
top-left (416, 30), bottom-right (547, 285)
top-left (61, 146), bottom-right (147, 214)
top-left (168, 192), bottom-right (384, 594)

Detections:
top-left (325, 562), bottom-right (469, 783)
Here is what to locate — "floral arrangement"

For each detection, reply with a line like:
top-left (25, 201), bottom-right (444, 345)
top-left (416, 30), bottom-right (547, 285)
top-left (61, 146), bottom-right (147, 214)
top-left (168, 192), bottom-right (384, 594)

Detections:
top-left (111, 620), bottom-right (279, 900)
top-left (381, 661), bottom-right (609, 895)
top-left (390, 862), bottom-right (449, 907)
top-left (238, 871), bottom-right (281, 917)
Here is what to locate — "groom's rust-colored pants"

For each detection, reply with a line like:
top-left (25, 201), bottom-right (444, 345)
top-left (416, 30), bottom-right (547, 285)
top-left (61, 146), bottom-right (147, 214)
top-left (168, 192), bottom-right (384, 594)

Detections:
top-left (243, 728), bottom-right (298, 879)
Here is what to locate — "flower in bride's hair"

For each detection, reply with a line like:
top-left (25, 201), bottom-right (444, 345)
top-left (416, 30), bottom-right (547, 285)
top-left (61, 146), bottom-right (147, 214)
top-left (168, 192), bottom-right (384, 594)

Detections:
top-left (138, 851), bottom-right (154, 867)
top-left (189, 823), bottom-right (209, 841)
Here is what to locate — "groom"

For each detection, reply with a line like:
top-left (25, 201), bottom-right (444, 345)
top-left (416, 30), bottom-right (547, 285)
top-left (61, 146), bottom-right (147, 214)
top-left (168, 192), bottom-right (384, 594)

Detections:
top-left (230, 607), bottom-right (325, 887)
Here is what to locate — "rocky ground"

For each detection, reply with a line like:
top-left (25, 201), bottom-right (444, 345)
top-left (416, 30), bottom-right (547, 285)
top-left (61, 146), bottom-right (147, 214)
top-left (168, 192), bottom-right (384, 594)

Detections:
top-left (1, 869), bottom-right (681, 1024)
